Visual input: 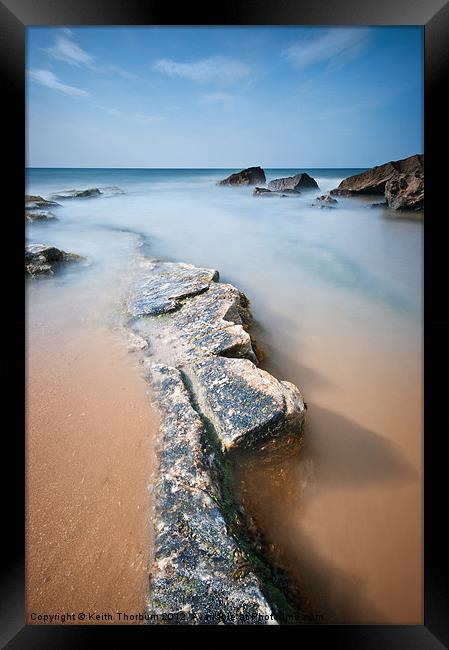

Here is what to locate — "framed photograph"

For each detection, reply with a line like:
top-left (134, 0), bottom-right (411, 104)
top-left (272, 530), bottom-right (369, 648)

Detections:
top-left (1, 0), bottom-right (447, 645)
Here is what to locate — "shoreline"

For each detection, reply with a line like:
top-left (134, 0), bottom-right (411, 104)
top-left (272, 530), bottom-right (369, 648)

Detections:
top-left (25, 165), bottom-right (423, 624)
top-left (26, 293), bottom-right (158, 624)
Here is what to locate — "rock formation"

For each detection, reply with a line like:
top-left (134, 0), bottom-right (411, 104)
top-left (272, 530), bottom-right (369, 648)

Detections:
top-left (218, 167), bottom-right (266, 186)
top-left (315, 195), bottom-right (338, 207)
top-left (268, 172), bottom-right (319, 193)
top-left (25, 210), bottom-right (58, 223)
top-left (330, 154), bottom-right (424, 210)
top-left (384, 170), bottom-right (424, 210)
top-left (252, 187), bottom-right (303, 198)
top-left (125, 259), bottom-right (306, 624)
top-left (25, 195), bottom-right (61, 209)
top-left (100, 185), bottom-right (125, 196)
top-left (25, 244), bottom-right (84, 276)
top-left (49, 188), bottom-right (102, 200)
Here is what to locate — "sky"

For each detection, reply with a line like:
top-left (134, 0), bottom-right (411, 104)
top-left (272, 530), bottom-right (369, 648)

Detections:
top-left (26, 26), bottom-right (423, 168)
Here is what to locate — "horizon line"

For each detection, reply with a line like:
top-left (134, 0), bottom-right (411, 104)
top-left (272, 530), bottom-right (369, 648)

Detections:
top-left (26, 165), bottom-right (371, 170)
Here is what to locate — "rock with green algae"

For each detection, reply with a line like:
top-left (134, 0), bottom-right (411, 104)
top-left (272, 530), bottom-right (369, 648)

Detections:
top-left (190, 356), bottom-right (305, 455)
top-left (127, 260), bottom-right (305, 453)
top-left (126, 259), bottom-right (306, 624)
top-left (126, 258), bottom-right (306, 455)
top-left (146, 364), bottom-right (277, 625)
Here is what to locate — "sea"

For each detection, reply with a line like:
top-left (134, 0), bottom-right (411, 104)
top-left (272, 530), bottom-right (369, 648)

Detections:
top-left (26, 167), bottom-right (423, 623)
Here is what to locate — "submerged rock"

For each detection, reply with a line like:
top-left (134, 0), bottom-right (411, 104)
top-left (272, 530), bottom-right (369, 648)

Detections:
top-left (369, 202), bottom-right (388, 209)
top-left (49, 187), bottom-right (102, 200)
top-left (125, 331), bottom-right (149, 352)
top-left (330, 154), bottom-right (424, 210)
top-left (218, 167), bottom-right (266, 186)
top-left (25, 244), bottom-right (84, 276)
top-left (316, 194), bottom-right (338, 206)
top-left (25, 210), bottom-right (58, 222)
top-left (252, 187), bottom-right (302, 198)
top-left (252, 187), bottom-right (274, 196)
top-left (268, 172), bottom-right (319, 193)
top-left (25, 195), bottom-right (61, 209)
top-left (100, 185), bottom-right (125, 195)
top-left (279, 189), bottom-right (304, 197)
top-left (126, 258), bottom-right (306, 624)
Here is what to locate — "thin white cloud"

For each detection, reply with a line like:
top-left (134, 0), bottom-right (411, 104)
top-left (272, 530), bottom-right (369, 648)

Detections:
top-left (107, 65), bottom-right (138, 80)
top-left (45, 34), bottom-right (94, 67)
top-left (44, 30), bottom-right (137, 79)
top-left (285, 28), bottom-right (371, 69)
top-left (27, 69), bottom-right (90, 97)
top-left (136, 113), bottom-right (167, 123)
top-left (199, 92), bottom-right (235, 105)
top-left (93, 103), bottom-right (120, 115)
top-left (153, 56), bottom-right (251, 85)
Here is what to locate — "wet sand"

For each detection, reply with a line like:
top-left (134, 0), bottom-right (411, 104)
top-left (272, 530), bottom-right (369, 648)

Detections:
top-left (26, 283), bottom-right (158, 624)
top-left (235, 313), bottom-right (423, 624)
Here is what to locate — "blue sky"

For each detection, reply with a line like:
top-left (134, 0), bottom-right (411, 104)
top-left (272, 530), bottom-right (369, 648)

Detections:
top-left (26, 26), bottom-right (423, 168)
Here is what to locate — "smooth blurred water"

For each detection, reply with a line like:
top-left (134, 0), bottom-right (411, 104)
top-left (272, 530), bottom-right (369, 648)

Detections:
top-left (26, 167), bottom-right (423, 623)
top-left (26, 167), bottom-right (422, 317)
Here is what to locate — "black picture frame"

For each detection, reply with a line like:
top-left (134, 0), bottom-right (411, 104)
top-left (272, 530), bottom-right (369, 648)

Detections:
top-left (2, 0), bottom-right (448, 646)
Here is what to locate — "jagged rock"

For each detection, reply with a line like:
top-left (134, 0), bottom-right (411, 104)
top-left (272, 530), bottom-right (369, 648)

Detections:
top-left (146, 364), bottom-right (277, 625)
top-left (25, 244), bottom-right (84, 276)
top-left (25, 210), bottom-right (58, 222)
top-left (126, 259), bottom-right (306, 624)
top-left (166, 282), bottom-right (256, 363)
top-left (49, 187), bottom-right (102, 200)
top-left (268, 172), bottom-right (319, 193)
top-left (127, 259), bottom-right (305, 453)
top-left (330, 155), bottom-right (424, 206)
top-left (25, 195), bottom-right (61, 209)
top-left (384, 171), bottom-right (424, 210)
top-left (129, 263), bottom-right (256, 364)
top-left (218, 167), bottom-right (266, 186)
top-left (190, 357), bottom-right (305, 455)
top-left (128, 260), bottom-right (219, 317)
top-left (316, 194), bottom-right (338, 206)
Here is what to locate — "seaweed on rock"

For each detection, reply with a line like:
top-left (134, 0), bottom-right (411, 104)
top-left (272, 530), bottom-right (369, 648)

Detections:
top-left (126, 258), bottom-right (307, 624)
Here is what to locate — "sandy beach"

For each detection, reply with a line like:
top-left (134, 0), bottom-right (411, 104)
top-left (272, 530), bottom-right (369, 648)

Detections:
top-left (26, 284), bottom-right (158, 624)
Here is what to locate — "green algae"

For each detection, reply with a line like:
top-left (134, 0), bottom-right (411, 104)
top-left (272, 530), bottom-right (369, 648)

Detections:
top-left (178, 368), bottom-right (306, 624)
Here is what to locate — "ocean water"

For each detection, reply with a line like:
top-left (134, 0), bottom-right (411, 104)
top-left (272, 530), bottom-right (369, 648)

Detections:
top-left (26, 167), bottom-right (423, 623)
